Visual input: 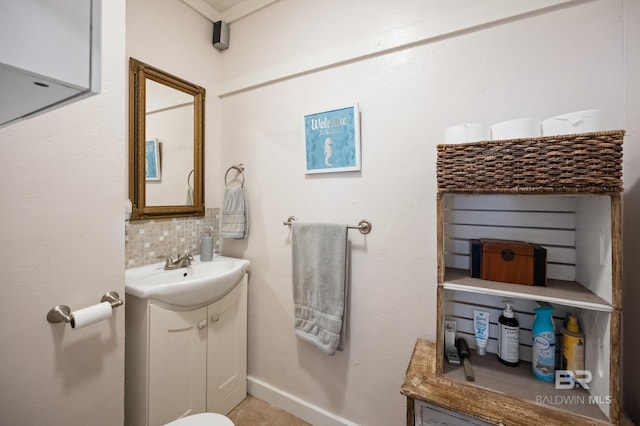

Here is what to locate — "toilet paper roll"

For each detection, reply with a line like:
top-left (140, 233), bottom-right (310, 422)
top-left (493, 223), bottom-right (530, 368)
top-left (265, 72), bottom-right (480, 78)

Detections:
top-left (444, 123), bottom-right (490, 144)
top-left (542, 109), bottom-right (604, 136)
top-left (71, 302), bottom-right (112, 329)
top-left (490, 118), bottom-right (542, 140)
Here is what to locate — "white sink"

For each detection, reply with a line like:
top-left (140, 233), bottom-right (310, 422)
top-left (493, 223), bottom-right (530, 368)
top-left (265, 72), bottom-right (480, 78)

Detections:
top-left (125, 255), bottom-right (250, 306)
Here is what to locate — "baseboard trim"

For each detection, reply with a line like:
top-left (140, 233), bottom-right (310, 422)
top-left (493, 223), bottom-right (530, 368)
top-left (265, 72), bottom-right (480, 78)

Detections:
top-left (247, 376), bottom-right (359, 426)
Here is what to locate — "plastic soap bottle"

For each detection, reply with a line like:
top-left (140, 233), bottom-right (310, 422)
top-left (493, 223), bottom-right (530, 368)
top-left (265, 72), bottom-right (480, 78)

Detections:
top-left (200, 227), bottom-right (214, 261)
top-left (561, 314), bottom-right (585, 382)
top-left (532, 305), bottom-right (555, 382)
top-left (498, 300), bottom-right (520, 367)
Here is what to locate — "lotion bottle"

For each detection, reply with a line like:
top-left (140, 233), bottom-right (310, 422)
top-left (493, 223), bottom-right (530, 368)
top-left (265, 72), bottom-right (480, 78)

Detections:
top-left (473, 310), bottom-right (490, 355)
top-left (561, 314), bottom-right (585, 384)
top-left (498, 300), bottom-right (520, 367)
top-left (200, 227), bottom-right (214, 261)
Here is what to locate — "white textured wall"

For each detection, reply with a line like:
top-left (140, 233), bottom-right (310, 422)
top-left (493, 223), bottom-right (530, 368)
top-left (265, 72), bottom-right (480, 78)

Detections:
top-left (0, 1), bottom-right (126, 425)
top-left (218, 1), bottom-right (631, 425)
top-left (622, 0), bottom-right (640, 422)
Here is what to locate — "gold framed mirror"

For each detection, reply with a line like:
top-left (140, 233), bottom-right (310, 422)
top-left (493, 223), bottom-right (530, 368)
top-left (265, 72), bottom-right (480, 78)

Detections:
top-left (128, 57), bottom-right (205, 220)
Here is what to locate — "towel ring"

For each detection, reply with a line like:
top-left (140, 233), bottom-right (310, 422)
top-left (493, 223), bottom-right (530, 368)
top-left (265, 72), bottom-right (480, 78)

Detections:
top-left (187, 169), bottom-right (194, 189)
top-left (225, 164), bottom-right (245, 187)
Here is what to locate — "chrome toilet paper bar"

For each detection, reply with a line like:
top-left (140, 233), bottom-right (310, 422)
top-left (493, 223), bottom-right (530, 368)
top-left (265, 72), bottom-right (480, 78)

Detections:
top-left (46, 291), bottom-right (124, 327)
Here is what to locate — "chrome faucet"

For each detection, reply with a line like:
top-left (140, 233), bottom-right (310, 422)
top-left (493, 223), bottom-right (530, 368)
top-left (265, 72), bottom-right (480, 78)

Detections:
top-left (163, 253), bottom-right (194, 270)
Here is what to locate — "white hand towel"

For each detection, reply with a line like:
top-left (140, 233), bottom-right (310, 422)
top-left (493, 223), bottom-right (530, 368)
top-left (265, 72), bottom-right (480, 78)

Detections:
top-left (292, 222), bottom-right (348, 355)
top-left (221, 186), bottom-right (249, 239)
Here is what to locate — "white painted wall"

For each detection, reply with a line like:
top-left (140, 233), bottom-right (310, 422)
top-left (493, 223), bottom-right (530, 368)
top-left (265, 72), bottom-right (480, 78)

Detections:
top-left (622, 0), bottom-right (640, 422)
top-left (0, 1), bottom-right (126, 425)
top-left (218, 1), bottom-right (634, 424)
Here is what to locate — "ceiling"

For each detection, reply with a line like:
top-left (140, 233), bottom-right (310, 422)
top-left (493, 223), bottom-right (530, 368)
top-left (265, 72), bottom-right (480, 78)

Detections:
top-left (183, 0), bottom-right (277, 23)
top-left (202, 0), bottom-right (246, 13)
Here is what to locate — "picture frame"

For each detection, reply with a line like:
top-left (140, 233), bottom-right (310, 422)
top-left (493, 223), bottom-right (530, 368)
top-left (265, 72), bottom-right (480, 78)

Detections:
top-left (304, 103), bottom-right (360, 174)
top-left (145, 139), bottom-right (161, 181)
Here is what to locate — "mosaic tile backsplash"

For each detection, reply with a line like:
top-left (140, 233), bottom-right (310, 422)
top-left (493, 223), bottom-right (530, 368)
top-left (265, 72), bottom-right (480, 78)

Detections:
top-left (125, 208), bottom-right (220, 269)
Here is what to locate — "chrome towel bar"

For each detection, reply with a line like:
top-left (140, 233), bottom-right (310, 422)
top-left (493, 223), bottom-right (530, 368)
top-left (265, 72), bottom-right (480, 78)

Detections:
top-left (283, 216), bottom-right (372, 235)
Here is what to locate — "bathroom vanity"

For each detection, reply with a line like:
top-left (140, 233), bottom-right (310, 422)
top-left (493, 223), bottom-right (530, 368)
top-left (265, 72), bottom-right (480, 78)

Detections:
top-left (125, 272), bottom-right (248, 426)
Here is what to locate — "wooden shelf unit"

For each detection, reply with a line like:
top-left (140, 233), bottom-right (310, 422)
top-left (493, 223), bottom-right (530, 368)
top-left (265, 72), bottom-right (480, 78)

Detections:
top-left (403, 131), bottom-right (625, 426)
top-left (434, 192), bottom-right (622, 425)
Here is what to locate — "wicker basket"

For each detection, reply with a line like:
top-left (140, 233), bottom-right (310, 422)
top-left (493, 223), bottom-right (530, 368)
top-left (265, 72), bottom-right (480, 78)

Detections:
top-left (436, 130), bottom-right (624, 193)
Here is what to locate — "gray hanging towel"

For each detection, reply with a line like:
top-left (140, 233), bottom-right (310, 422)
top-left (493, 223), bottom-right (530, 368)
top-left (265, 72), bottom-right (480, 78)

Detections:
top-left (291, 222), bottom-right (348, 355)
top-left (185, 187), bottom-right (194, 205)
top-left (221, 185), bottom-right (249, 239)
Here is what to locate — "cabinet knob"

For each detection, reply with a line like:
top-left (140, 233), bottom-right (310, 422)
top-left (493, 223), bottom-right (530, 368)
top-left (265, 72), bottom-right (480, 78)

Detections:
top-left (211, 313), bottom-right (220, 323)
top-left (198, 319), bottom-right (207, 329)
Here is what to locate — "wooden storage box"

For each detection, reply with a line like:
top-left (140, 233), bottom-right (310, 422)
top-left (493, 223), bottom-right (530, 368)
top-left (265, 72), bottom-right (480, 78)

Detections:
top-left (470, 239), bottom-right (546, 286)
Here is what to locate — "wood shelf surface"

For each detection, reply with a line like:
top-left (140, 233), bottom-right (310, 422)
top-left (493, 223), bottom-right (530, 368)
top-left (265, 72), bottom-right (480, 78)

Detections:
top-left (443, 350), bottom-right (607, 422)
top-left (401, 339), bottom-right (612, 426)
top-left (442, 268), bottom-right (613, 311)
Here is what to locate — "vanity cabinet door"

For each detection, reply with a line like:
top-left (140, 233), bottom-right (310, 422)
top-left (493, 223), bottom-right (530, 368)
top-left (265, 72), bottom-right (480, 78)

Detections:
top-left (148, 304), bottom-right (207, 425)
top-left (206, 275), bottom-right (248, 414)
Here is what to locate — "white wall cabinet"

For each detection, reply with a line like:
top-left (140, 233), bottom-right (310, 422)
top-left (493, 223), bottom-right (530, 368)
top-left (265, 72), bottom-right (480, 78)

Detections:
top-left (0, 0), bottom-right (101, 127)
top-left (125, 274), bottom-right (248, 426)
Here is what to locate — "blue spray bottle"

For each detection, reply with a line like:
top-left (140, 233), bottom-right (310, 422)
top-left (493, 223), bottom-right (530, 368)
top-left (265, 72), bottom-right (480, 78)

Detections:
top-left (532, 305), bottom-right (555, 382)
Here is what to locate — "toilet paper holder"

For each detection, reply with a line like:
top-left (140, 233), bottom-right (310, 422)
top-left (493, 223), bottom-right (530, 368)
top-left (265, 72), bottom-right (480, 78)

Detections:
top-left (46, 291), bottom-right (124, 325)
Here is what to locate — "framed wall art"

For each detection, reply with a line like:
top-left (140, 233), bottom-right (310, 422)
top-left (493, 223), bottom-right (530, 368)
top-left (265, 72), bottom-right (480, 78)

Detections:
top-left (303, 103), bottom-right (360, 174)
top-left (145, 139), bottom-right (161, 181)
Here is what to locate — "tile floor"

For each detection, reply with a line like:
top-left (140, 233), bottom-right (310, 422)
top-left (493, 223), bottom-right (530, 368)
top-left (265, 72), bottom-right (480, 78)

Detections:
top-left (227, 395), bottom-right (311, 426)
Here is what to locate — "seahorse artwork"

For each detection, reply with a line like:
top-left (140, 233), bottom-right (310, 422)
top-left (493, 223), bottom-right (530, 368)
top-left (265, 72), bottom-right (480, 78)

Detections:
top-left (324, 137), bottom-right (334, 167)
top-left (304, 104), bottom-right (359, 173)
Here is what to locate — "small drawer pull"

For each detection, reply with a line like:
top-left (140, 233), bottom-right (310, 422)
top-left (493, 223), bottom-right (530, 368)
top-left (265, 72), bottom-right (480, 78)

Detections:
top-left (211, 313), bottom-right (220, 323)
top-left (198, 320), bottom-right (207, 329)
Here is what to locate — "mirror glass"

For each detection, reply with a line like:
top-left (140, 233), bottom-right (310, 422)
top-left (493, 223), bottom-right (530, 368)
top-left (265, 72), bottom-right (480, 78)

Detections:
top-left (145, 80), bottom-right (194, 206)
top-left (129, 58), bottom-right (205, 220)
